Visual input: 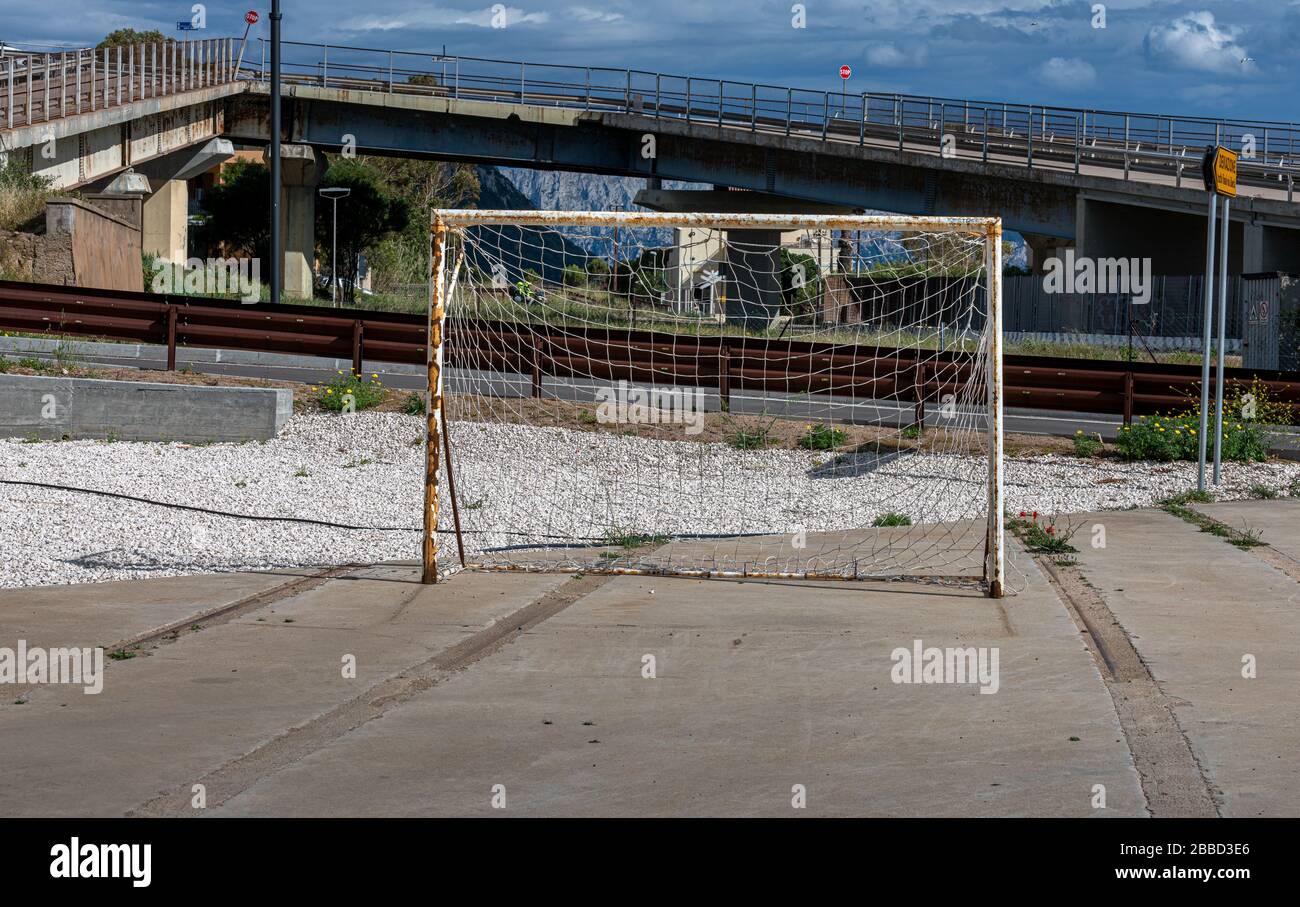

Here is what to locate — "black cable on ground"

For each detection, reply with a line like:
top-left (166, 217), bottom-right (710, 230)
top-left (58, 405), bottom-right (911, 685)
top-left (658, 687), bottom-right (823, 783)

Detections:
top-left (0, 478), bottom-right (779, 543)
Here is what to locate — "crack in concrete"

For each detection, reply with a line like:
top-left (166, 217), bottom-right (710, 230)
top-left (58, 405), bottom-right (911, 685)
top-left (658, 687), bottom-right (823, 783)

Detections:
top-left (126, 571), bottom-right (613, 817)
top-left (1037, 550), bottom-right (1221, 818)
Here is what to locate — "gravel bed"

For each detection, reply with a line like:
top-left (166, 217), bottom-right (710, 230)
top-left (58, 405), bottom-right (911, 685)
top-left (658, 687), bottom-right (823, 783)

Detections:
top-left (2, 412), bottom-right (1298, 588)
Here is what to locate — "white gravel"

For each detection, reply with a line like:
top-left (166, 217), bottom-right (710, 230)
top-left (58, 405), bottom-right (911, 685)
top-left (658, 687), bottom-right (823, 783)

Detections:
top-left (2, 411), bottom-right (1298, 588)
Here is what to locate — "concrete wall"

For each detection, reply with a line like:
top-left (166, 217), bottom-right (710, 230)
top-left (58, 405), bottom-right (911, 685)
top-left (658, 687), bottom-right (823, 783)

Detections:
top-left (44, 198), bottom-right (144, 291)
top-left (0, 373), bottom-right (293, 442)
top-left (0, 228), bottom-right (75, 284)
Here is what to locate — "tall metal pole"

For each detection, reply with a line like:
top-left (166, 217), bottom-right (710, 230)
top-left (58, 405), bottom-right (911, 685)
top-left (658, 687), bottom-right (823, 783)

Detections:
top-left (1197, 193), bottom-right (1217, 492)
top-left (269, 0), bottom-right (282, 305)
top-left (331, 198), bottom-right (338, 307)
top-left (1213, 197), bottom-right (1231, 484)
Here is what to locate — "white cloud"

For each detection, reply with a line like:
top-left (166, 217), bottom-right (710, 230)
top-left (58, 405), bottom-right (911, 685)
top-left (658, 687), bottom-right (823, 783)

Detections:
top-left (1144, 11), bottom-right (1256, 75)
top-left (865, 43), bottom-right (928, 68)
top-left (568, 7), bottom-right (624, 23)
top-left (1038, 56), bottom-right (1096, 89)
top-left (342, 6), bottom-right (550, 32)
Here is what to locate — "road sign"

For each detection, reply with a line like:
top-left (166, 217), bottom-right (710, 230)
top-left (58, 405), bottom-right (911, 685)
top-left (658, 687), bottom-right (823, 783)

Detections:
top-left (176, 21), bottom-right (195, 30)
top-left (1202, 145), bottom-right (1238, 197)
top-left (839, 65), bottom-right (852, 80)
top-left (245, 10), bottom-right (260, 24)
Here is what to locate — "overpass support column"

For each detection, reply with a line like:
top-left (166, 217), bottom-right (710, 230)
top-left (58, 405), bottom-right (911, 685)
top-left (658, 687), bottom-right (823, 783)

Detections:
top-left (1020, 232), bottom-right (1071, 275)
top-left (723, 229), bottom-right (784, 329)
top-left (264, 143), bottom-right (323, 299)
top-left (141, 180), bottom-right (190, 263)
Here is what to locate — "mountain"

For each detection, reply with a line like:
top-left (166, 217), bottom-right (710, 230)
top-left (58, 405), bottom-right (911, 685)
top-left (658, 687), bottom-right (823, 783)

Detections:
top-left (477, 165), bottom-right (1027, 271)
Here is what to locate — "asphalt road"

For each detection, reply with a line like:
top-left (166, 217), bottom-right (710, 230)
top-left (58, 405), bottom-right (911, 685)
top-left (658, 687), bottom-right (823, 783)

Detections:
top-left (22, 347), bottom-right (1124, 440)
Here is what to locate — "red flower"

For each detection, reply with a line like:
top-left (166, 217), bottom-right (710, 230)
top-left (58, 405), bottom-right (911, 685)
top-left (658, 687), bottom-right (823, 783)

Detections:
top-left (1046, 526), bottom-right (1055, 535)
top-left (1019, 511), bottom-right (1026, 517)
top-left (1032, 511), bottom-right (1038, 520)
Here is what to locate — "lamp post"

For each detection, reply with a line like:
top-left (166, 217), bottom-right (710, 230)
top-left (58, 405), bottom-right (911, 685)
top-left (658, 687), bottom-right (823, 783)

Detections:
top-left (269, 0), bottom-right (281, 305)
top-left (319, 186), bottom-right (350, 306)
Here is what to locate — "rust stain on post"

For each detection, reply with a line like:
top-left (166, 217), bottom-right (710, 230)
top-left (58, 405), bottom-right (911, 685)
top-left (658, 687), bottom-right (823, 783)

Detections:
top-left (984, 219), bottom-right (1005, 598)
top-left (422, 218), bottom-right (447, 584)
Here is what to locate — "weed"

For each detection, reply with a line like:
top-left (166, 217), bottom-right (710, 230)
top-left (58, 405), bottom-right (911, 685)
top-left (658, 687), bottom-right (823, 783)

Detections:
top-left (1071, 430), bottom-right (1101, 457)
top-left (1248, 484), bottom-right (1278, 500)
top-left (900, 424), bottom-right (921, 440)
top-left (107, 649), bottom-right (136, 661)
top-left (293, 466), bottom-right (310, 478)
top-left (402, 392), bottom-right (426, 416)
top-left (1007, 510), bottom-right (1078, 553)
top-left (603, 530), bottom-right (671, 549)
top-left (316, 370), bottom-right (385, 412)
top-left (872, 512), bottom-right (912, 527)
top-left (798, 423), bottom-right (847, 450)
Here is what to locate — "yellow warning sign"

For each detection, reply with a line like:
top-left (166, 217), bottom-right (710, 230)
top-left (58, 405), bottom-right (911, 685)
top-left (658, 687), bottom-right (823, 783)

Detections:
top-left (1206, 146), bottom-right (1238, 197)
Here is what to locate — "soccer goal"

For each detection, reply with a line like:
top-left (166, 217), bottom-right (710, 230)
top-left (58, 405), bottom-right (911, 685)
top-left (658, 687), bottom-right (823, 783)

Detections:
top-left (420, 210), bottom-right (1005, 597)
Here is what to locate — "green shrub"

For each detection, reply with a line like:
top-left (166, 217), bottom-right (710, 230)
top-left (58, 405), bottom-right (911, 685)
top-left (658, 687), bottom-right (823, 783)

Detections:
top-left (562, 264), bottom-right (587, 287)
top-left (1115, 411), bottom-right (1266, 463)
top-left (313, 370), bottom-right (384, 412)
top-left (798, 423), bottom-right (846, 450)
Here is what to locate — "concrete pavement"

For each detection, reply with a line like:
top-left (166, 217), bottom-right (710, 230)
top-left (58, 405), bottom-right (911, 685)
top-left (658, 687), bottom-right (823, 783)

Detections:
top-left (3, 499), bottom-right (1300, 817)
top-left (1066, 506), bottom-right (1300, 817)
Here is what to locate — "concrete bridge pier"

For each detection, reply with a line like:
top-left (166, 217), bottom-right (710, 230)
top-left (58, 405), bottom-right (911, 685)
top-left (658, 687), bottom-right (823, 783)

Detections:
top-left (1021, 232), bottom-right (1073, 275)
top-left (264, 144), bottom-right (323, 299)
top-left (723, 229), bottom-right (785, 329)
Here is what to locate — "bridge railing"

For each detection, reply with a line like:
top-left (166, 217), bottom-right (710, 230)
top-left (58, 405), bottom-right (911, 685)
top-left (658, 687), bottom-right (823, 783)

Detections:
top-left (0, 38), bottom-right (238, 130)
top-left (243, 39), bottom-right (1300, 200)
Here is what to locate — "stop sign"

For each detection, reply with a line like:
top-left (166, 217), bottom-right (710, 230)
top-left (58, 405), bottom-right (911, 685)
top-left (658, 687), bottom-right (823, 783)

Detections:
top-left (245, 10), bottom-right (260, 24)
top-left (839, 65), bottom-right (852, 80)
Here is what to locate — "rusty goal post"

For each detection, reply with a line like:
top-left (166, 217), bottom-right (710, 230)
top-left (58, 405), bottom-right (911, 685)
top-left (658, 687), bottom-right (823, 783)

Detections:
top-left (422, 210), bottom-right (1004, 597)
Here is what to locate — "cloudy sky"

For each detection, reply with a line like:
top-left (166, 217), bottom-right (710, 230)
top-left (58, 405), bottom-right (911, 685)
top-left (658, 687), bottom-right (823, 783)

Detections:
top-left (2, 1), bottom-right (1295, 121)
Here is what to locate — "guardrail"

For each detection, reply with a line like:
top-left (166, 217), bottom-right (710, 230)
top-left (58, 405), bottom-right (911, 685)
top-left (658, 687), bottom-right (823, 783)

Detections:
top-left (3, 280), bottom-right (1298, 426)
top-left (0, 38), bottom-right (239, 128)
top-left (246, 39), bottom-right (1300, 198)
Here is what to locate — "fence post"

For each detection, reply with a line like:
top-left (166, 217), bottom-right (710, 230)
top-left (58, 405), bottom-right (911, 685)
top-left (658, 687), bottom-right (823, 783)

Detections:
top-left (352, 319), bottom-right (363, 376)
top-left (6, 57), bottom-right (12, 128)
top-left (1027, 106), bottom-right (1034, 167)
top-left (166, 305), bottom-right (178, 371)
top-left (422, 220), bottom-right (448, 584)
top-left (913, 361), bottom-right (927, 430)
top-left (718, 344), bottom-right (731, 411)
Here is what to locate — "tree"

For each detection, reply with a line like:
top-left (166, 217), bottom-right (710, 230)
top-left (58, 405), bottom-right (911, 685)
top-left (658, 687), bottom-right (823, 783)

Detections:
top-left (315, 158), bottom-right (411, 302)
top-left (98, 29), bottom-right (171, 50)
top-left (196, 159), bottom-right (271, 264)
top-left (358, 157), bottom-right (479, 293)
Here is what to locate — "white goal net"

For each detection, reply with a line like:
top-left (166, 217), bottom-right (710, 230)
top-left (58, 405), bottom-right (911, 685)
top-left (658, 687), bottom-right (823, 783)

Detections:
top-left (422, 211), bottom-right (1005, 596)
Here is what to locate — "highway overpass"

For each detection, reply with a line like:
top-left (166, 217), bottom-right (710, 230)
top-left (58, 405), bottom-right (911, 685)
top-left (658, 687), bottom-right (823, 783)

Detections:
top-left (3, 37), bottom-right (1300, 295)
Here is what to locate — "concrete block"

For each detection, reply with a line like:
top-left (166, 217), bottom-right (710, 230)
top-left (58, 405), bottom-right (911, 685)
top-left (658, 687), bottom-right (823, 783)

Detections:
top-left (0, 373), bottom-right (293, 442)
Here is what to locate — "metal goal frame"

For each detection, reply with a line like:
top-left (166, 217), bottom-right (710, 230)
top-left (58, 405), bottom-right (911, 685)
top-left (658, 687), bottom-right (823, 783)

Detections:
top-left (421, 210), bottom-right (1005, 598)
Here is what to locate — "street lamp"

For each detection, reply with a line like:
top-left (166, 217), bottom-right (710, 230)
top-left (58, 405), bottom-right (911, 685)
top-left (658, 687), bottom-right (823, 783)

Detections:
top-left (319, 187), bottom-right (351, 306)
